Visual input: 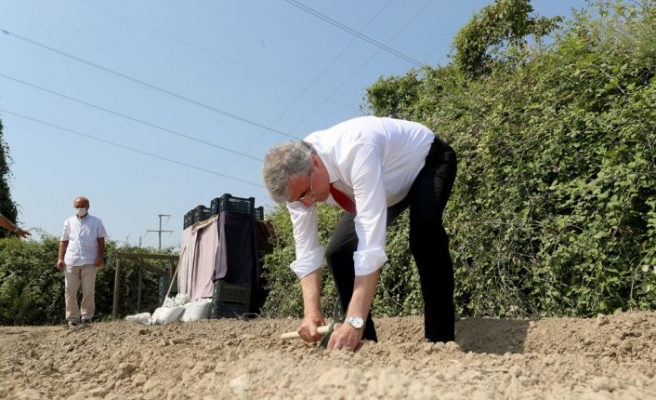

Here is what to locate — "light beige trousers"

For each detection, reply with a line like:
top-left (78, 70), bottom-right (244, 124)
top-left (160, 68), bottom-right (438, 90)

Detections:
top-left (65, 264), bottom-right (98, 322)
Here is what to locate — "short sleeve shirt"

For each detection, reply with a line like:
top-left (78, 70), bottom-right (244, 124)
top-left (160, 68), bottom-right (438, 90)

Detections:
top-left (61, 214), bottom-right (107, 266)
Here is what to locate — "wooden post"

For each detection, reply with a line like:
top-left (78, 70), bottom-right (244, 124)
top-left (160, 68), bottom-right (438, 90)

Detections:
top-left (111, 252), bottom-right (179, 318)
top-left (169, 258), bottom-right (174, 280)
top-left (113, 255), bottom-right (121, 318)
top-left (137, 259), bottom-right (143, 312)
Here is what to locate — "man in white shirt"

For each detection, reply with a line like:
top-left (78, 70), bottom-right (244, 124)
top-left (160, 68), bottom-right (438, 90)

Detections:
top-left (56, 196), bottom-right (107, 328)
top-left (262, 116), bottom-right (457, 351)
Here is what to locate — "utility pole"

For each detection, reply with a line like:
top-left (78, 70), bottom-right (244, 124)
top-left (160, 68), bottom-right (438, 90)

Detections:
top-left (147, 214), bottom-right (174, 251)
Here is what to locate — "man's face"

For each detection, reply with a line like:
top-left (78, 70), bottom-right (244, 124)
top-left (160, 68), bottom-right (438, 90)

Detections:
top-left (288, 173), bottom-right (316, 207)
top-left (74, 199), bottom-right (89, 210)
top-left (287, 155), bottom-right (329, 206)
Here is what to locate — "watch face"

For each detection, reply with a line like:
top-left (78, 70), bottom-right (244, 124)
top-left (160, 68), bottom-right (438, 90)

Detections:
top-left (347, 316), bottom-right (364, 329)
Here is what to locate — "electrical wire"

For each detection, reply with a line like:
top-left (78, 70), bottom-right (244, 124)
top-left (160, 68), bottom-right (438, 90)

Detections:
top-left (284, 0), bottom-right (425, 68)
top-left (227, 0), bottom-right (394, 170)
top-left (0, 72), bottom-right (263, 162)
top-left (0, 107), bottom-right (263, 188)
top-left (0, 28), bottom-right (299, 140)
top-left (290, 0), bottom-right (433, 131)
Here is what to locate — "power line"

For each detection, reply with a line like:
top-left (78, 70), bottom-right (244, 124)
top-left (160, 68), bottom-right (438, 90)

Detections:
top-left (0, 107), bottom-right (263, 188)
top-left (226, 0), bottom-right (394, 171)
top-left (0, 28), bottom-right (299, 140)
top-left (290, 0), bottom-right (433, 132)
top-left (76, 0), bottom-right (350, 111)
top-left (0, 72), bottom-right (263, 162)
top-left (284, 0), bottom-right (425, 68)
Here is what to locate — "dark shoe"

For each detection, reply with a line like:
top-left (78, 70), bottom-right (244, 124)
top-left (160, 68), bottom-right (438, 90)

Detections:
top-left (81, 319), bottom-right (92, 326)
top-left (67, 321), bottom-right (80, 329)
top-left (363, 318), bottom-right (378, 342)
top-left (424, 334), bottom-right (455, 343)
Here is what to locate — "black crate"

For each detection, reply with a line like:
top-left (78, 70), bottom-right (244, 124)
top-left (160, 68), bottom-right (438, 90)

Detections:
top-left (212, 280), bottom-right (250, 304)
top-left (211, 280), bottom-right (251, 319)
top-left (254, 206), bottom-right (264, 221)
top-left (193, 205), bottom-right (211, 223)
top-left (183, 210), bottom-right (195, 229)
top-left (210, 193), bottom-right (255, 216)
top-left (211, 302), bottom-right (250, 319)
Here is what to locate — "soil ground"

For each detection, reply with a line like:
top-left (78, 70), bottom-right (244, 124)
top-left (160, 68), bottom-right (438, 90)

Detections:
top-left (1, 311), bottom-right (655, 399)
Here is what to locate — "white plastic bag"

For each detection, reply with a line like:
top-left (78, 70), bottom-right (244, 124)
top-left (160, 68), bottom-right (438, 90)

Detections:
top-left (151, 306), bottom-right (185, 324)
top-left (125, 312), bottom-right (151, 322)
top-left (181, 298), bottom-right (212, 322)
top-left (162, 293), bottom-right (191, 308)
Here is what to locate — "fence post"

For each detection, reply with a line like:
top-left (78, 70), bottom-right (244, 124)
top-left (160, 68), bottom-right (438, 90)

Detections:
top-left (113, 256), bottom-right (121, 318)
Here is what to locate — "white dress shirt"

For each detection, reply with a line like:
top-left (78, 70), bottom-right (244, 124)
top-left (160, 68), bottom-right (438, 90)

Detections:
top-left (287, 116), bottom-right (435, 278)
top-left (61, 214), bottom-right (108, 267)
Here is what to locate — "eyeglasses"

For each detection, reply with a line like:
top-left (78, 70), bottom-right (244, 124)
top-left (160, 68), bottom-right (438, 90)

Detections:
top-left (294, 173), bottom-right (315, 203)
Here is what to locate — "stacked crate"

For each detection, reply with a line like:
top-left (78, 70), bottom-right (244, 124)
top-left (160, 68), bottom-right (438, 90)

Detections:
top-left (210, 193), bottom-right (255, 216)
top-left (184, 194), bottom-right (264, 229)
top-left (182, 205), bottom-right (212, 229)
top-left (254, 206), bottom-right (264, 221)
top-left (183, 210), bottom-right (195, 229)
top-left (210, 280), bottom-right (251, 318)
top-left (181, 193), bottom-right (265, 319)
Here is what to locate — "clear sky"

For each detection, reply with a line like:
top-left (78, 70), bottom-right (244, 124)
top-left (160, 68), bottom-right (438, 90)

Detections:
top-left (0, 0), bottom-right (587, 250)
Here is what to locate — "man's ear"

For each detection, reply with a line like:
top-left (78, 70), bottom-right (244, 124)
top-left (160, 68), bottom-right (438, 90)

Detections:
top-left (312, 154), bottom-right (321, 169)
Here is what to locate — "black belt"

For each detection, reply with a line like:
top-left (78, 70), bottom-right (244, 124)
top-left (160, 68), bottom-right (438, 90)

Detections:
top-left (427, 137), bottom-right (457, 164)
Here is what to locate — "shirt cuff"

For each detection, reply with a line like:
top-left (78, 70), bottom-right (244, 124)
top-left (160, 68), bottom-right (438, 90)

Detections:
top-left (290, 246), bottom-right (324, 279)
top-left (353, 247), bottom-right (388, 276)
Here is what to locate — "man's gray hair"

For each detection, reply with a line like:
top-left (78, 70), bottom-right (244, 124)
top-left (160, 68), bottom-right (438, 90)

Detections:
top-left (262, 141), bottom-right (316, 203)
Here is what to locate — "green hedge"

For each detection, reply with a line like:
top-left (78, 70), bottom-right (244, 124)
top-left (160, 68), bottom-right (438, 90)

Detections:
top-left (261, 0), bottom-right (656, 319)
top-left (0, 234), bottom-right (168, 325)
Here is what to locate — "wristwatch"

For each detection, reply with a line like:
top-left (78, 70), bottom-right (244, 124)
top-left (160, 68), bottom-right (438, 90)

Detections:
top-left (344, 315), bottom-right (364, 330)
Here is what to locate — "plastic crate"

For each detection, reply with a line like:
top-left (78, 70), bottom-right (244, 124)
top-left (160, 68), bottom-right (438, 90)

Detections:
top-left (210, 193), bottom-right (255, 216)
top-left (211, 302), bottom-right (249, 319)
top-left (254, 206), bottom-right (264, 221)
top-left (193, 205), bottom-right (211, 223)
top-left (183, 210), bottom-right (195, 229)
top-left (212, 280), bottom-right (250, 304)
top-left (211, 280), bottom-right (251, 319)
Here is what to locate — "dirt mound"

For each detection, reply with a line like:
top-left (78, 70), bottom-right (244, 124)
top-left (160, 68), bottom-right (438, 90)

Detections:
top-left (1, 311), bottom-right (655, 399)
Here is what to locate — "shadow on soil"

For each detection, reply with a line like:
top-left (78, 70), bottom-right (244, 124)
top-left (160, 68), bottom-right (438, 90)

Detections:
top-left (455, 317), bottom-right (531, 355)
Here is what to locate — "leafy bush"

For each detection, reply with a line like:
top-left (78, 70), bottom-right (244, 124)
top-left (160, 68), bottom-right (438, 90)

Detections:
top-left (0, 233), bottom-right (169, 325)
top-left (262, 0), bottom-right (656, 320)
top-left (261, 204), bottom-right (341, 318)
top-left (365, 0), bottom-right (656, 318)
top-left (0, 235), bottom-right (62, 324)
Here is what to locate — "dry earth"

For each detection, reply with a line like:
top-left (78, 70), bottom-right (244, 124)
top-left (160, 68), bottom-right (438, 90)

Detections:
top-left (1, 311), bottom-right (655, 400)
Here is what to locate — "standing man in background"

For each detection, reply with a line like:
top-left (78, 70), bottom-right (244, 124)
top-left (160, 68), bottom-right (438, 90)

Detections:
top-left (0, 214), bottom-right (30, 238)
top-left (56, 196), bottom-right (107, 328)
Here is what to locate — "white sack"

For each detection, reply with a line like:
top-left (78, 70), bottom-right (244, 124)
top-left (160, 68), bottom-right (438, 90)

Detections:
top-left (151, 306), bottom-right (185, 324)
top-left (181, 298), bottom-right (213, 322)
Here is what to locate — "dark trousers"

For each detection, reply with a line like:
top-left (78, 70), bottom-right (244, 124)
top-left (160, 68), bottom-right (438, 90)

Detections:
top-left (325, 138), bottom-right (458, 342)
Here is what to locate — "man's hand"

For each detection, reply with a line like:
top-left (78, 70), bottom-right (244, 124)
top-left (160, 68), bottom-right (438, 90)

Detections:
top-left (298, 269), bottom-right (324, 342)
top-left (327, 322), bottom-right (363, 351)
top-left (296, 315), bottom-right (325, 343)
top-left (14, 228), bottom-right (30, 239)
top-left (94, 256), bottom-right (104, 268)
top-left (56, 259), bottom-right (66, 270)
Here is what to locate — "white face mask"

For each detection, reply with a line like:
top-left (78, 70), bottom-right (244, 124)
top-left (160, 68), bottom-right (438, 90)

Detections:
top-left (76, 207), bottom-right (88, 217)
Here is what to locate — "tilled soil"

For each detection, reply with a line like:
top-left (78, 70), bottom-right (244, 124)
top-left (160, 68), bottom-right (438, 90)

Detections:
top-left (1, 311), bottom-right (655, 399)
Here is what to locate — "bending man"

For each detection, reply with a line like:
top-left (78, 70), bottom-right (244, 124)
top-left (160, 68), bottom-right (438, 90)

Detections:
top-left (262, 116), bottom-right (457, 351)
